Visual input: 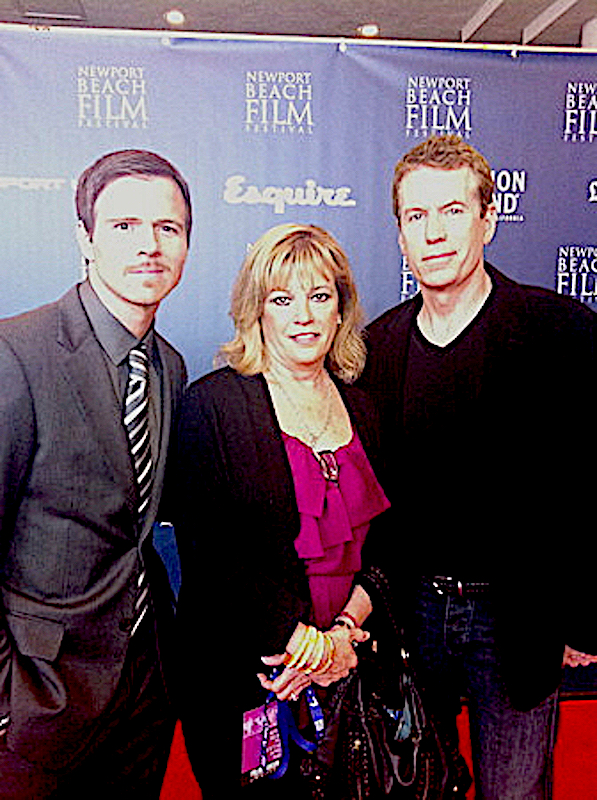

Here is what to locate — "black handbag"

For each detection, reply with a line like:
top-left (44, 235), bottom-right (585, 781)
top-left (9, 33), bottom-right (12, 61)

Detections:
top-left (299, 568), bottom-right (469, 798)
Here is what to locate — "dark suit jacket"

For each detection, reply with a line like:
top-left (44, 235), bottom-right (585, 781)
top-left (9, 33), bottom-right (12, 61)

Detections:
top-left (0, 284), bottom-right (186, 767)
top-left (359, 263), bottom-right (597, 710)
top-left (172, 367), bottom-right (386, 794)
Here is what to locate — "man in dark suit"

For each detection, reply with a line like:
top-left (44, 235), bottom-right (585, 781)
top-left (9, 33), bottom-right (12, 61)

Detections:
top-left (361, 135), bottom-right (597, 798)
top-left (0, 149), bottom-right (190, 797)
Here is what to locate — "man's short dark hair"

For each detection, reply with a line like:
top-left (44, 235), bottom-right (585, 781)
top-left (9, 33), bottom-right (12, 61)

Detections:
top-left (76, 149), bottom-right (192, 243)
top-left (392, 135), bottom-right (494, 225)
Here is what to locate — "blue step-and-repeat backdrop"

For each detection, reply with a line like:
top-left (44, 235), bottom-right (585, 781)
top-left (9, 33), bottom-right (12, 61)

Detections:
top-left (1, 25), bottom-right (596, 381)
top-left (1, 23), bottom-right (596, 692)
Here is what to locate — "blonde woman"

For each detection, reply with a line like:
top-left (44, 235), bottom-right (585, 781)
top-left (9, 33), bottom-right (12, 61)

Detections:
top-left (173, 224), bottom-right (389, 798)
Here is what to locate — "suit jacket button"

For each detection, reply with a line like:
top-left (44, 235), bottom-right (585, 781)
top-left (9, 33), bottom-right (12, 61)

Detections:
top-left (119, 617), bottom-right (133, 632)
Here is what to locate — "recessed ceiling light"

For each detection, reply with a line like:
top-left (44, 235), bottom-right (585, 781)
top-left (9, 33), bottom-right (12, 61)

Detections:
top-left (357, 23), bottom-right (380, 38)
top-left (164, 8), bottom-right (185, 26)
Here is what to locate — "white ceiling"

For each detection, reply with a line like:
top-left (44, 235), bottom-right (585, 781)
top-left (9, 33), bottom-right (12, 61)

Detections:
top-left (1, 0), bottom-right (597, 47)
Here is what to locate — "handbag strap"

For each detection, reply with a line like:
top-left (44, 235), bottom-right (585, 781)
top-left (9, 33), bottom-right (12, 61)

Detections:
top-left (361, 564), bottom-right (407, 655)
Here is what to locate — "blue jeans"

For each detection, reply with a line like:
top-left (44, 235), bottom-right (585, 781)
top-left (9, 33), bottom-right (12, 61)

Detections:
top-left (410, 582), bottom-right (558, 800)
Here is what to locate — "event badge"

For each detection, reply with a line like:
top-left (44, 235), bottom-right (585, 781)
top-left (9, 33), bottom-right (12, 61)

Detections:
top-left (241, 702), bottom-right (283, 784)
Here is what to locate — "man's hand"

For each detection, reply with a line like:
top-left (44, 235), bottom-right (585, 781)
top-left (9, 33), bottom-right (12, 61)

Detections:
top-left (563, 645), bottom-right (597, 667)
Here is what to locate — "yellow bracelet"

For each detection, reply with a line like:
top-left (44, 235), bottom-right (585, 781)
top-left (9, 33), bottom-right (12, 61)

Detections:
top-left (308, 631), bottom-right (328, 674)
top-left (294, 625), bottom-right (318, 671)
top-left (302, 629), bottom-right (325, 675)
top-left (285, 624), bottom-right (315, 669)
top-left (312, 633), bottom-right (335, 674)
top-left (284, 623), bottom-right (312, 667)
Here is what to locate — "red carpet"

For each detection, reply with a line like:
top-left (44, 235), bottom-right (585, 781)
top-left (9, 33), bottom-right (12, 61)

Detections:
top-left (162, 699), bottom-right (597, 798)
top-left (160, 722), bottom-right (201, 799)
top-left (553, 699), bottom-right (597, 800)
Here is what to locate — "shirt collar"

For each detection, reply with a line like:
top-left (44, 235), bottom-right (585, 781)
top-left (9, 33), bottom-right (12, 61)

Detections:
top-left (79, 280), bottom-right (156, 366)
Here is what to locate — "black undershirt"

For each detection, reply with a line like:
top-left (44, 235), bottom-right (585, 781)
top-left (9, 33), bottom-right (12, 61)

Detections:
top-left (401, 291), bottom-right (495, 580)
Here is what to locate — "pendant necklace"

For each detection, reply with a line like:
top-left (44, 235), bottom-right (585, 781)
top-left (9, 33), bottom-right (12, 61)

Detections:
top-left (269, 373), bottom-right (334, 451)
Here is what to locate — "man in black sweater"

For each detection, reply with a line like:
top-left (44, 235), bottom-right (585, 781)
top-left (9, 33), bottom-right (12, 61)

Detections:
top-left (361, 134), bottom-right (597, 799)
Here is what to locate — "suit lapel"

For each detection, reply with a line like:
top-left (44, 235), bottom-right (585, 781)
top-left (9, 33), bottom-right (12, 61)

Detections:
top-left (54, 287), bottom-right (138, 524)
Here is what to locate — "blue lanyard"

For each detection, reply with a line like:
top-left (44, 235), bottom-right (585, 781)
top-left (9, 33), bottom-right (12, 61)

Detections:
top-left (304, 685), bottom-right (325, 742)
top-left (262, 671), bottom-right (325, 780)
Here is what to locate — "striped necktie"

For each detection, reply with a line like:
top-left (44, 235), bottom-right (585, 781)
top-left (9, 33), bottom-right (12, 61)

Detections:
top-left (124, 346), bottom-right (153, 519)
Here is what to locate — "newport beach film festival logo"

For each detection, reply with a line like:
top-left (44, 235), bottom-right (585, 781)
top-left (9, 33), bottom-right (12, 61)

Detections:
top-left (77, 65), bottom-right (148, 129)
top-left (563, 80), bottom-right (597, 142)
top-left (244, 69), bottom-right (313, 135)
top-left (405, 74), bottom-right (472, 139)
top-left (556, 245), bottom-right (597, 304)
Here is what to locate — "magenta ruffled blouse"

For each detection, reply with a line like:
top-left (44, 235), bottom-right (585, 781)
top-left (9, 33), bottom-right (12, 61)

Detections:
top-left (282, 431), bottom-right (390, 629)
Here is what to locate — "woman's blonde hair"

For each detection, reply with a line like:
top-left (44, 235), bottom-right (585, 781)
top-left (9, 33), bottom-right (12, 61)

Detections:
top-left (220, 224), bottom-right (366, 383)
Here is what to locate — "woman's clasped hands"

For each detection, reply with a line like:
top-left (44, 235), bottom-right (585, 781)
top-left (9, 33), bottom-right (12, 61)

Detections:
top-left (257, 621), bottom-right (369, 701)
